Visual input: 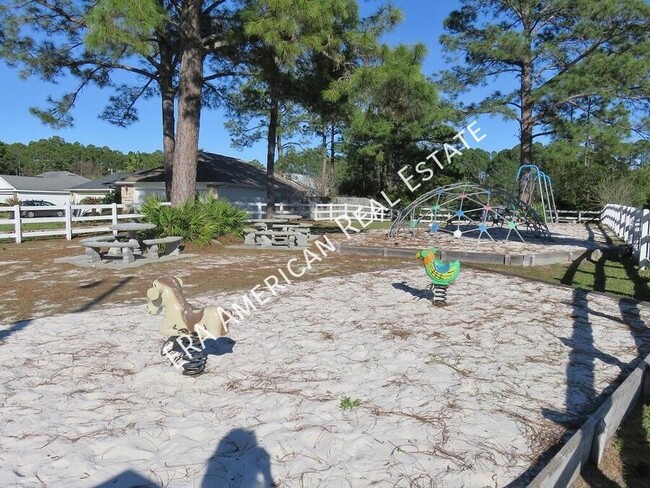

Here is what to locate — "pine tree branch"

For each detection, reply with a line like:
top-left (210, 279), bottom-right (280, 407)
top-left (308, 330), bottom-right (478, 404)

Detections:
top-left (32, 0), bottom-right (85, 27)
top-left (203, 70), bottom-right (247, 82)
top-left (203, 0), bottom-right (228, 17)
top-left (532, 129), bottom-right (556, 139)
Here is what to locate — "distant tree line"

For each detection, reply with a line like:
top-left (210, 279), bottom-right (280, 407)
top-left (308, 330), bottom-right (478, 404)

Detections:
top-left (0, 137), bottom-right (164, 178)
top-left (277, 138), bottom-right (650, 210)
top-left (1, 0), bottom-right (647, 213)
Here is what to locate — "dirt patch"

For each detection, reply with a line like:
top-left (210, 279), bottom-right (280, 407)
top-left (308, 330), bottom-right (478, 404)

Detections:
top-left (0, 235), bottom-right (412, 325)
top-left (344, 222), bottom-right (609, 255)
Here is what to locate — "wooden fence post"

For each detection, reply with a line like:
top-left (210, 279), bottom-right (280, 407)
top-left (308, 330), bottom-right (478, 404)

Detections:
top-left (14, 205), bottom-right (21, 244)
top-left (257, 202), bottom-right (263, 218)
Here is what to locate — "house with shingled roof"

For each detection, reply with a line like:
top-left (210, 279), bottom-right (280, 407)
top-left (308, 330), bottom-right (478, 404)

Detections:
top-left (0, 171), bottom-right (89, 205)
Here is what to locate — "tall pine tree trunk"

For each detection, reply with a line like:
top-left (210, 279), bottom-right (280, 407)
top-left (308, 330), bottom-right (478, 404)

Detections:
top-left (159, 40), bottom-right (176, 201)
top-left (171, 0), bottom-right (204, 205)
top-left (518, 57), bottom-right (534, 204)
top-left (266, 97), bottom-right (279, 218)
top-left (329, 123), bottom-right (336, 190)
top-left (321, 125), bottom-right (328, 195)
top-left (276, 129), bottom-right (284, 159)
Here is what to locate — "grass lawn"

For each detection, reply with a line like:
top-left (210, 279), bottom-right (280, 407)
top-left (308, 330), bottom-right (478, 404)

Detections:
top-left (311, 220), bottom-right (392, 233)
top-left (0, 222), bottom-right (66, 232)
top-left (469, 253), bottom-right (650, 302)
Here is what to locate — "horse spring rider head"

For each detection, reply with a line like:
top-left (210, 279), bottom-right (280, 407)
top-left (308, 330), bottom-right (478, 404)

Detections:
top-left (146, 276), bottom-right (230, 339)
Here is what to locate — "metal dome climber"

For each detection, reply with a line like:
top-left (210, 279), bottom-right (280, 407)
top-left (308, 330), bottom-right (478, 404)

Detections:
top-left (388, 182), bottom-right (552, 242)
top-left (516, 165), bottom-right (559, 225)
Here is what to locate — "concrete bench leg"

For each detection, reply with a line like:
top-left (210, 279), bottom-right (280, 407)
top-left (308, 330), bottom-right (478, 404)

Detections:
top-left (107, 246), bottom-right (122, 256)
top-left (165, 240), bottom-right (181, 256)
top-left (146, 244), bottom-right (160, 259)
top-left (257, 235), bottom-right (273, 247)
top-left (86, 247), bottom-right (101, 263)
top-left (295, 234), bottom-right (307, 247)
top-left (244, 232), bottom-right (256, 245)
top-left (122, 247), bottom-right (135, 263)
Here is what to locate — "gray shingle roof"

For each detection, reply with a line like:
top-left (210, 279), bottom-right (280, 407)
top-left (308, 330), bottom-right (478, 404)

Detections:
top-left (0, 172), bottom-right (90, 191)
top-left (116, 152), bottom-right (305, 193)
top-left (69, 172), bottom-right (131, 191)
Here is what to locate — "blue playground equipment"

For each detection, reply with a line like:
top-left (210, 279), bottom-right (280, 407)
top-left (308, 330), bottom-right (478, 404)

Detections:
top-left (388, 182), bottom-right (552, 242)
top-left (515, 165), bottom-right (558, 225)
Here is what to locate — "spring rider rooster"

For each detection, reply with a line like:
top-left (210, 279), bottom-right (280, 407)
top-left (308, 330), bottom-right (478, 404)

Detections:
top-left (416, 247), bottom-right (461, 305)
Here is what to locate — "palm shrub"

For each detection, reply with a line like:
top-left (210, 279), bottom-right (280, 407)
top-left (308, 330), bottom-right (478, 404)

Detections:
top-left (80, 196), bottom-right (104, 215)
top-left (139, 195), bottom-right (247, 244)
top-left (3, 196), bottom-right (21, 206)
top-left (2, 196), bottom-right (21, 219)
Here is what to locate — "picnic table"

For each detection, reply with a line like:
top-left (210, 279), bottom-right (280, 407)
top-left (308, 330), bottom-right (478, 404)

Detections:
top-left (109, 222), bottom-right (156, 240)
top-left (274, 214), bottom-right (302, 220)
top-left (245, 219), bottom-right (288, 231)
top-left (244, 218), bottom-right (311, 247)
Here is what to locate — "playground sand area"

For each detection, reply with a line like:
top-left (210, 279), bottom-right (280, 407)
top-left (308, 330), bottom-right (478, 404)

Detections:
top-left (2, 262), bottom-right (649, 487)
top-left (343, 222), bottom-right (609, 255)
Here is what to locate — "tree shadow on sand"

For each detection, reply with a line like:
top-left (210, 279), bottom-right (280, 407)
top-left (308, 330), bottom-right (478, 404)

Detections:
top-left (508, 251), bottom-right (650, 486)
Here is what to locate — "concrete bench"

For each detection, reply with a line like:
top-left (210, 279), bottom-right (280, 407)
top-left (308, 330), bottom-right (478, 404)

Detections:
top-left (243, 228), bottom-right (259, 245)
top-left (142, 236), bottom-right (182, 259)
top-left (79, 234), bottom-right (118, 244)
top-left (253, 231), bottom-right (299, 247)
top-left (81, 239), bottom-right (138, 263)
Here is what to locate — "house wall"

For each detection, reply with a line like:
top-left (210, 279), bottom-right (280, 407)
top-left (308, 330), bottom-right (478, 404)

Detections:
top-left (121, 186), bottom-right (135, 205)
top-left (0, 190), bottom-right (71, 205)
top-left (70, 190), bottom-right (111, 204)
top-left (119, 182), bottom-right (306, 207)
top-left (130, 182), bottom-right (212, 204)
top-left (214, 185), bottom-right (266, 204)
top-left (0, 177), bottom-right (16, 203)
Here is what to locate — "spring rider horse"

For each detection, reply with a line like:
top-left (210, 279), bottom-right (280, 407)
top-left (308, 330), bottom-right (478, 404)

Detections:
top-left (146, 276), bottom-right (230, 375)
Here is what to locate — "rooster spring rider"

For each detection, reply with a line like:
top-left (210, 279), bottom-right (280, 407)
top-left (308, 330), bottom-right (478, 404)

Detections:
top-left (416, 247), bottom-right (461, 305)
top-left (146, 276), bottom-right (230, 376)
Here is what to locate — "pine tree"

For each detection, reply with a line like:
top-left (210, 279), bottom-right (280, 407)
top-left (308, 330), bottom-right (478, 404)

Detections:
top-left (440, 0), bottom-right (650, 202)
top-left (0, 0), bottom-right (244, 204)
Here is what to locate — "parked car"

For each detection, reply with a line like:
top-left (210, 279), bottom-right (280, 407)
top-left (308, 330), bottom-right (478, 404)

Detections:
top-left (20, 200), bottom-right (64, 218)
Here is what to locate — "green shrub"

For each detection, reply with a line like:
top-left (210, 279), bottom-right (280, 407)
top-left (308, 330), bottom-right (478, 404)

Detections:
top-left (101, 191), bottom-right (121, 204)
top-left (339, 396), bottom-right (362, 411)
top-left (80, 196), bottom-right (103, 205)
top-left (140, 195), bottom-right (248, 244)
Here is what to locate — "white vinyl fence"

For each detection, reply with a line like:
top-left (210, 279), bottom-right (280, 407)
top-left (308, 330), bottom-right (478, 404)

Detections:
top-left (313, 203), bottom-right (393, 222)
top-left (555, 209), bottom-right (600, 223)
top-left (601, 204), bottom-right (650, 266)
top-left (0, 203), bottom-right (145, 243)
top-left (237, 202), bottom-right (314, 219)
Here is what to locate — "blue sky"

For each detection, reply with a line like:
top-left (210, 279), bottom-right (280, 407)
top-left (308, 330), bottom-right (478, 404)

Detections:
top-left (0, 0), bottom-right (519, 162)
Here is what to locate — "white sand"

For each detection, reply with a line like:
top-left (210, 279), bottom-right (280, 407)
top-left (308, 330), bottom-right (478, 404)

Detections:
top-left (1, 266), bottom-right (649, 487)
